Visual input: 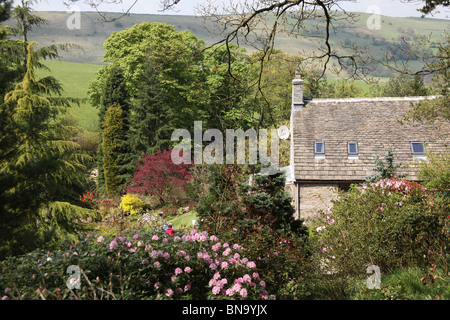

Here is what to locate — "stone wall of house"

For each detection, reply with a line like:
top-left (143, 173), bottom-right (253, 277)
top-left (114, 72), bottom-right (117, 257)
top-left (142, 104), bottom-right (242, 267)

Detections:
top-left (298, 184), bottom-right (340, 223)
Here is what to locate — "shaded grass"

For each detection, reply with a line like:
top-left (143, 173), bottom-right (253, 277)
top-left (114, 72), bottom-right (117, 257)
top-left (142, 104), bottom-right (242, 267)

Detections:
top-left (350, 266), bottom-right (450, 300)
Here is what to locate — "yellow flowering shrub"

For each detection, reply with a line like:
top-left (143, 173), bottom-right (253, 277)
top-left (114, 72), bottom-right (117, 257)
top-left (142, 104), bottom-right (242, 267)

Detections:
top-left (120, 194), bottom-right (145, 215)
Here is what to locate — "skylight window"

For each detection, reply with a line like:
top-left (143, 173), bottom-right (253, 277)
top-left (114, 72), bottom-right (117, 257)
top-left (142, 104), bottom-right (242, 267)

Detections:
top-left (411, 142), bottom-right (427, 160)
top-left (315, 142), bottom-right (325, 154)
top-left (348, 142), bottom-right (358, 155)
top-left (411, 142), bottom-right (425, 155)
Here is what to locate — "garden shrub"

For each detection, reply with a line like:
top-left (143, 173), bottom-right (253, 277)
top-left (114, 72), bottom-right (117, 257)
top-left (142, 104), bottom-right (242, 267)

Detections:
top-left (126, 149), bottom-right (193, 206)
top-left (119, 194), bottom-right (145, 215)
top-left (196, 164), bottom-right (313, 299)
top-left (313, 178), bottom-right (449, 278)
top-left (0, 223), bottom-right (273, 300)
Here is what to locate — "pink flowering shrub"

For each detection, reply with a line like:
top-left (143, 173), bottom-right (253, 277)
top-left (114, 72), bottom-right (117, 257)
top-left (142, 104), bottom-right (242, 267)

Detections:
top-left (0, 227), bottom-right (273, 300)
top-left (313, 178), bottom-right (449, 276)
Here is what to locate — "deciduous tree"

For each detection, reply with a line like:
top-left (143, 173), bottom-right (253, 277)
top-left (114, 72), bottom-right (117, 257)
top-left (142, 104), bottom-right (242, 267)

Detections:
top-left (127, 149), bottom-right (193, 205)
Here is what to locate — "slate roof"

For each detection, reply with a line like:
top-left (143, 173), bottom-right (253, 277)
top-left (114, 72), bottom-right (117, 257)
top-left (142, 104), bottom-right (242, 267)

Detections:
top-left (290, 96), bottom-right (449, 182)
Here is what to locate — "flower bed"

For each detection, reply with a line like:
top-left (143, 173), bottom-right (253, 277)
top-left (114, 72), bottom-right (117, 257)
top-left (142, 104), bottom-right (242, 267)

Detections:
top-left (0, 226), bottom-right (274, 300)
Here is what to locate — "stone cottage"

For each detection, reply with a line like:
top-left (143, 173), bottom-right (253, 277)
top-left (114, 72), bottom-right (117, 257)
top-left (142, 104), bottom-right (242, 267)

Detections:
top-left (287, 72), bottom-right (449, 222)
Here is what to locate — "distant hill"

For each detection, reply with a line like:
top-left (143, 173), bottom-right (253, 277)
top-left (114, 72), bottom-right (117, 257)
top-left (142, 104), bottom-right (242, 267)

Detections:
top-left (4, 11), bottom-right (448, 74)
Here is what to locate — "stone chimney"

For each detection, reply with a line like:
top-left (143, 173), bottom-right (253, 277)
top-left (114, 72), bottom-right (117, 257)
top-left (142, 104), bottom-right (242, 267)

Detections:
top-left (292, 70), bottom-right (304, 110)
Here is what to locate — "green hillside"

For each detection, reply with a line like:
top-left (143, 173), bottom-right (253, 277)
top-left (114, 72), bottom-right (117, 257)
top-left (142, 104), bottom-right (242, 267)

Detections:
top-left (5, 10), bottom-right (448, 65)
top-left (18, 11), bottom-right (447, 132)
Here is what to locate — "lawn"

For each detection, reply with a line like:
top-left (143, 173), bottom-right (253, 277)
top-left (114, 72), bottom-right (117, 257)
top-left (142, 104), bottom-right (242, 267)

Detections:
top-left (37, 60), bottom-right (102, 133)
top-left (169, 210), bottom-right (198, 231)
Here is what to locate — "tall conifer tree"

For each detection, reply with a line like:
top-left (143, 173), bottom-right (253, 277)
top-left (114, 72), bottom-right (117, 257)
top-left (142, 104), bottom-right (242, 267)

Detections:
top-left (102, 104), bottom-right (125, 196)
top-left (96, 63), bottom-right (130, 192)
top-left (0, 42), bottom-right (95, 258)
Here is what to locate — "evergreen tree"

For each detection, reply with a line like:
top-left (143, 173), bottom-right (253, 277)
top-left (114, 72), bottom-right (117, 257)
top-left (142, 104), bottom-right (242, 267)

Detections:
top-left (0, 0), bottom-right (12, 23)
top-left (127, 58), bottom-right (174, 159)
top-left (366, 149), bottom-right (404, 182)
top-left (382, 74), bottom-right (429, 97)
top-left (102, 104), bottom-right (125, 196)
top-left (96, 63), bottom-right (130, 192)
top-left (11, 0), bottom-right (47, 64)
top-left (197, 164), bottom-right (306, 237)
top-left (0, 42), bottom-right (96, 259)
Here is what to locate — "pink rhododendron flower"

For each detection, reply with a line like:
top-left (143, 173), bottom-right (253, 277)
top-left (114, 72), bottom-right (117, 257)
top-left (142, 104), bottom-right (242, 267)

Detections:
top-left (152, 235), bottom-right (159, 241)
top-left (133, 234), bottom-right (140, 240)
top-left (109, 240), bottom-right (118, 249)
top-left (218, 278), bottom-right (227, 287)
top-left (221, 261), bottom-right (229, 269)
top-left (212, 286), bottom-right (221, 295)
top-left (175, 267), bottom-right (183, 275)
top-left (184, 266), bottom-right (192, 273)
top-left (165, 288), bottom-right (173, 297)
top-left (240, 288), bottom-right (248, 298)
top-left (246, 261), bottom-right (256, 268)
top-left (97, 236), bottom-right (104, 243)
top-left (243, 274), bottom-right (251, 283)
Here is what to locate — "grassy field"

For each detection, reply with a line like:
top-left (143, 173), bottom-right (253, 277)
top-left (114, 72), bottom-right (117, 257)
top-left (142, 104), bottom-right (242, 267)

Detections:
top-left (37, 60), bottom-right (102, 133)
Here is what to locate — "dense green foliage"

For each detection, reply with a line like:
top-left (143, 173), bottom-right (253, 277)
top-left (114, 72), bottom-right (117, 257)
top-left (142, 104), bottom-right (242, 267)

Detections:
top-left (1, 1), bottom-right (449, 302)
top-left (96, 63), bottom-right (131, 193)
top-left (313, 178), bottom-right (449, 275)
top-left (0, 227), bottom-right (274, 300)
top-left (102, 105), bottom-right (126, 196)
top-left (0, 43), bottom-right (97, 259)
